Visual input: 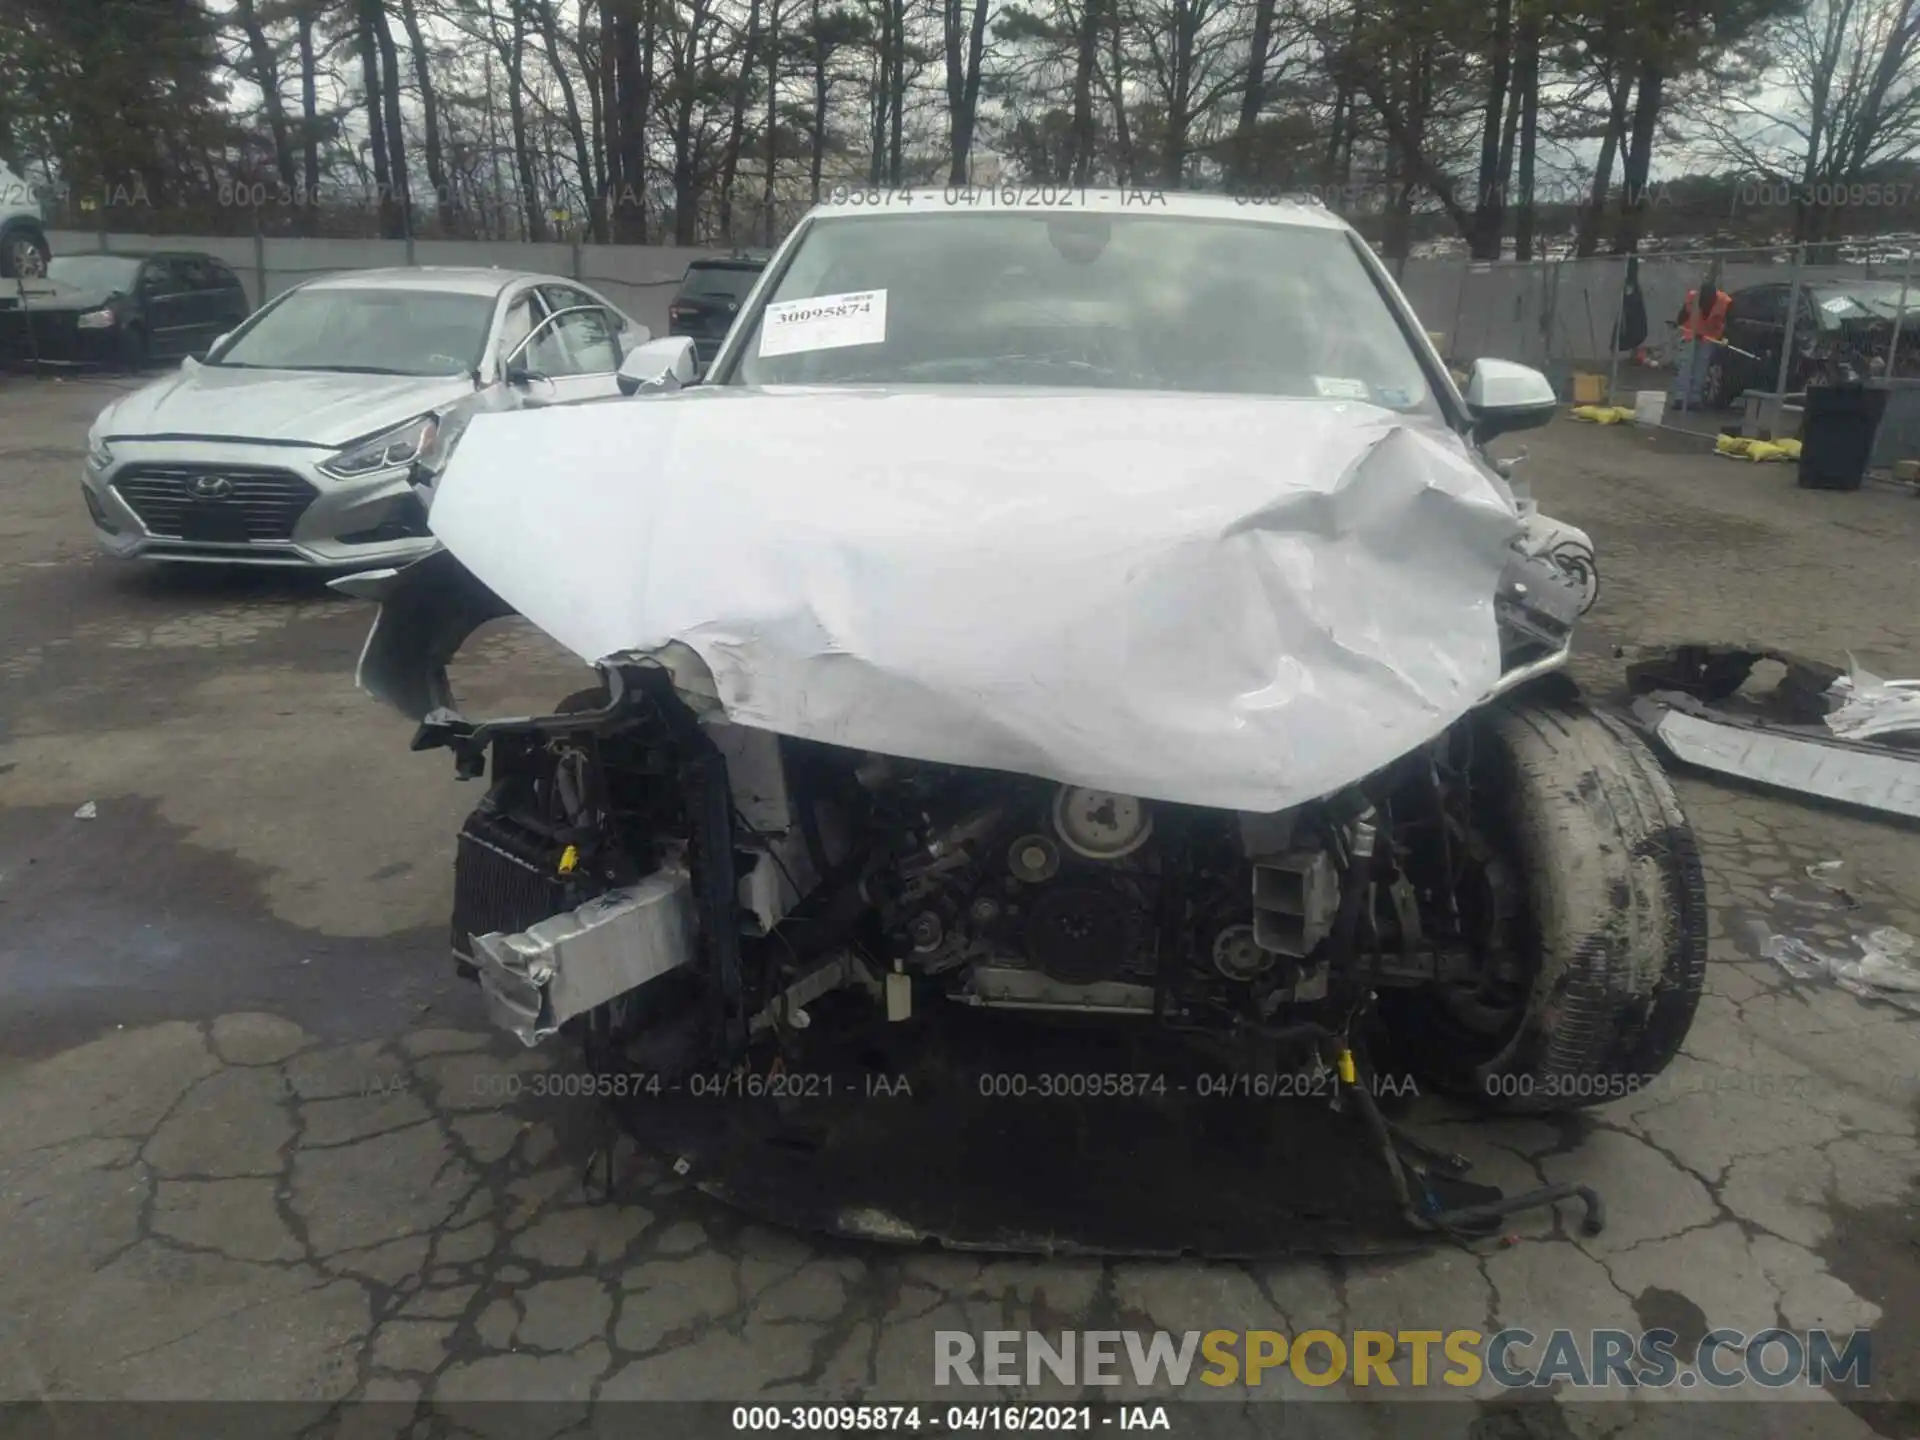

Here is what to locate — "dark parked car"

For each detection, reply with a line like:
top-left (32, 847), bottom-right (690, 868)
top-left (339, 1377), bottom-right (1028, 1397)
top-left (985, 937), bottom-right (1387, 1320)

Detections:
top-left (667, 254), bottom-right (767, 364)
top-left (1702, 279), bottom-right (1918, 408)
top-left (0, 251), bottom-right (251, 370)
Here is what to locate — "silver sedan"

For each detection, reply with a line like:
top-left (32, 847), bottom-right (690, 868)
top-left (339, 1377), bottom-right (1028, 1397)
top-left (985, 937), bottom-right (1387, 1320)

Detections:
top-left (81, 266), bottom-right (643, 569)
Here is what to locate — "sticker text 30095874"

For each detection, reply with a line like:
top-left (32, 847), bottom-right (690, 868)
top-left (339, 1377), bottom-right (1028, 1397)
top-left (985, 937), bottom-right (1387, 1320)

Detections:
top-left (757, 289), bottom-right (889, 358)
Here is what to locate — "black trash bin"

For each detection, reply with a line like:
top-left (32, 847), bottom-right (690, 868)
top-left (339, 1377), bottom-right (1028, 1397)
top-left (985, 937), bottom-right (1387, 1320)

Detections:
top-left (1797, 383), bottom-right (1889, 490)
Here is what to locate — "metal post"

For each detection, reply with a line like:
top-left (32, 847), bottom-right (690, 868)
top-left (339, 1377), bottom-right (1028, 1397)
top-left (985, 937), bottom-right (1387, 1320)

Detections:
top-left (1447, 261), bottom-right (1469, 367)
top-left (1605, 257), bottom-right (1628, 406)
top-left (1888, 244), bottom-right (1912, 377)
top-left (1541, 258), bottom-right (1558, 377)
top-left (1774, 243), bottom-right (1805, 399)
top-left (1678, 248), bottom-right (1700, 417)
top-left (571, 237), bottom-right (583, 281)
top-left (253, 226), bottom-right (267, 311)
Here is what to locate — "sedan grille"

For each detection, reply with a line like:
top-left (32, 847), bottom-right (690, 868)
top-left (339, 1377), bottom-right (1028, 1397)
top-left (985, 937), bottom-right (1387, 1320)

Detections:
top-left (113, 465), bottom-right (319, 543)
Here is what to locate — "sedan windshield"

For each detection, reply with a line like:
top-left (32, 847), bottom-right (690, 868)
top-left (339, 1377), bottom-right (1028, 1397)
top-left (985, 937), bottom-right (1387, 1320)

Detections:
top-left (1820, 283), bottom-right (1917, 321)
top-left (48, 255), bottom-right (141, 292)
top-left (724, 212), bottom-right (1434, 411)
top-left (212, 288), bottom-right (494, 375)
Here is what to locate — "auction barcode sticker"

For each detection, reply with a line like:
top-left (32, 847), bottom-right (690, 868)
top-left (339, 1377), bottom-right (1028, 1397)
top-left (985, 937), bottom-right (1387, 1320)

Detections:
top-left (758, 289), bottom-right (888, 357)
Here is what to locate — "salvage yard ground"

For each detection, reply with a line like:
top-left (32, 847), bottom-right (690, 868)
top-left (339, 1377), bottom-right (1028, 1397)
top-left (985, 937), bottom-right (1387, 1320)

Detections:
top-left (1, 372), bottom-right (1917, 1437)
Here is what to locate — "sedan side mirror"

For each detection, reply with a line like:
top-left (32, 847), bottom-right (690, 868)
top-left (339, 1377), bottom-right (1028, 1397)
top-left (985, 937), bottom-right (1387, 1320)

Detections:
top-left (618, 335), bottom-right (699, 396)
top-left (1464, 358), bottom-right (1558, 442)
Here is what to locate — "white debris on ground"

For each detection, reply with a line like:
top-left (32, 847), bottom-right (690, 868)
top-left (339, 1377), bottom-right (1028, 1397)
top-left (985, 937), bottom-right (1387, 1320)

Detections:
top-left (1826, 659), bottom-right (1920, 741)
top-left (72, 800), bottom-right (97, 820)
top-left (1763, 924), bottom-right (1920, 1010)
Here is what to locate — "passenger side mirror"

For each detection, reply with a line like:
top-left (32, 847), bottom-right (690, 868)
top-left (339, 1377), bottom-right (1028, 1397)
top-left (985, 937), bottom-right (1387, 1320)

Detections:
top-left (617, 335), bottom-right (698, 396)
top-left (1464, 358), bottom-right (1558, 442)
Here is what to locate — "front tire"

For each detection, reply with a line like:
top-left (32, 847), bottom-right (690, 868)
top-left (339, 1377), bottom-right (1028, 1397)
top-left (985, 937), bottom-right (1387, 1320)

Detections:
top-left (0, 224), bottom-right (49, 279)
top-left (1391, 697), bottom-right (1708, 1113)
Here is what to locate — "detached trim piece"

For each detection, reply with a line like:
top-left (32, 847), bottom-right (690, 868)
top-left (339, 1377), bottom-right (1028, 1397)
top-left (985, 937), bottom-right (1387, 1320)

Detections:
top-left (1633, 694), bottom-right (1920, 821)
top-left (471, 867), bottom-right (696, 1046)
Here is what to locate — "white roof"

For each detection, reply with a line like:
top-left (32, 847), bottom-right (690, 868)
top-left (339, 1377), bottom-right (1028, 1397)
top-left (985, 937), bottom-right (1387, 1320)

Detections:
top-left (299, 266), bottom-right (554, 297)
top-left (803, 187), bottom-right (1350, 232)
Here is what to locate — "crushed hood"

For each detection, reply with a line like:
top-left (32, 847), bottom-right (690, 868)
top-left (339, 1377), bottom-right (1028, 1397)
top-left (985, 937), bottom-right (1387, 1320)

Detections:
top-left (427, 387), bottom-right (1522, 811)
top-left (99, 363), bottom-right (477, 448)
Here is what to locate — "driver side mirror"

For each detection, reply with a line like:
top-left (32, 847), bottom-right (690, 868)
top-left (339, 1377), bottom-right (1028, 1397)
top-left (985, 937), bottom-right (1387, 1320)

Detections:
top-left (618, 336), bottom-right (699, 396)
top-left (1463, 358), bottom-right (1558, 442)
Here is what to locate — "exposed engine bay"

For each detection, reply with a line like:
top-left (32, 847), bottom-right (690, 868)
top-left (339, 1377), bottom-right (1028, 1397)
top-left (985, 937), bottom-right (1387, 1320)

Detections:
top-left (358, 515), bottom-right (1595, 1075)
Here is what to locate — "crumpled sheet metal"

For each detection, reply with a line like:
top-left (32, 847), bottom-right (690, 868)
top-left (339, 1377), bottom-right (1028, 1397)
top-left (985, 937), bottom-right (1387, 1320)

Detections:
top-left (1633, 694), bottom-right (1920, 821)
top-left (1826, 660), bottom-right (1920, 742)
top-left (428, 388), bottom-right (1522, 811)
top-left (470, 867), bottom-right (695, 1046)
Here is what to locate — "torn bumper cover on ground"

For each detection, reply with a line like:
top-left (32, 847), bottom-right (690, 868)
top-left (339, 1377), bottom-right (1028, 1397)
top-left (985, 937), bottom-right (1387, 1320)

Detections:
top-left (469, 867), bottom-right (696, 1045)
top-left (1627, 643), bottom-right (1920, 820)
top-left (423, 388), bottom-right (1523, 811)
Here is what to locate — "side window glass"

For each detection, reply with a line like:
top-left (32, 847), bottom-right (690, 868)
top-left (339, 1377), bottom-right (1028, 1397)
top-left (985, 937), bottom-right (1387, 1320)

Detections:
top-left (529, 307), bottom-right (620, 376)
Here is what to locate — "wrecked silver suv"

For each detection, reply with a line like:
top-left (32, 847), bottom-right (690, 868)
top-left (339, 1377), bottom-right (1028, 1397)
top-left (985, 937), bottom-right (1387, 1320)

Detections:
top-left (341, 196), bottom-right (1704, 1235)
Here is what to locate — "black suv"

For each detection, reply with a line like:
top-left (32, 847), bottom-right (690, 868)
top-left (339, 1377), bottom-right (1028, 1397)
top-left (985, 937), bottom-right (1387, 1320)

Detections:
top-left (668, 254), bottom-right (767, 365)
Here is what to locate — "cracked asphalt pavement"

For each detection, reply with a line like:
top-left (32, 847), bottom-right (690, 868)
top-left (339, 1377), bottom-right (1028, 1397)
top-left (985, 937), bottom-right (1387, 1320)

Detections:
top-left (1, 374), bottom-right (1916, 1437)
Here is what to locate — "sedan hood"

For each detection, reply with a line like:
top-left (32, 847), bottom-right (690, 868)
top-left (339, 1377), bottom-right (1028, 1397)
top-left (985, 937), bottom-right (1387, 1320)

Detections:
top-left (427, 387), bottom-right (1523, 812)
top-left (100, 364), bottom-right (478, 448)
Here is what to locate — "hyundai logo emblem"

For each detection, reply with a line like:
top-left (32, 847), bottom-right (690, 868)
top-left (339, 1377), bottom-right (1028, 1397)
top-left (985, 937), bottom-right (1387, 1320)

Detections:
top-left (189, 475), bottom-right (235, 499)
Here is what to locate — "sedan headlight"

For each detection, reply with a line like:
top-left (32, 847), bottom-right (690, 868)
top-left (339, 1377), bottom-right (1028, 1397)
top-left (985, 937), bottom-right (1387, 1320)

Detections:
top-left (412, 407), bottom-right (475, 483)
top-left (77, 309), bottom-right (116, 330)
top-left (318, 415), bottom-right (439, 480)
top-left (86, 433), bottom-right (113, 469)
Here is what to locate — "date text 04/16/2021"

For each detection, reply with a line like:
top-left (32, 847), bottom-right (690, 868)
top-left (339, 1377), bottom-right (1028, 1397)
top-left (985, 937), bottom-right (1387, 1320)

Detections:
top-left (820, 184), bottom-right (1170, 209)
top-left (730, 1405), bottom-right (1172, 1432)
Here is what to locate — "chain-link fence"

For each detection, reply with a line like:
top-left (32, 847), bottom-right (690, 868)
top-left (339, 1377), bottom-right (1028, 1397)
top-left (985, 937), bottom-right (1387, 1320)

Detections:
top-left (44, 228), bottom-right (727, 339)
top-left (1403, 241), bottom-right (1919, 399)
top-left (22, 223), bottom-right (1920, 467)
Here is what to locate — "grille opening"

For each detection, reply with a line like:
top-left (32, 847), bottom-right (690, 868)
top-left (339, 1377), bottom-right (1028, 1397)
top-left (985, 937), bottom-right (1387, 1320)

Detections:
top-left (112, 464), bottom-right (319, 542)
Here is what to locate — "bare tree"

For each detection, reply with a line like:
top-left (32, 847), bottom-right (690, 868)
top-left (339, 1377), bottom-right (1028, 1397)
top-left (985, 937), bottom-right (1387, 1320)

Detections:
top-left (234, 0), bottom-right (300, 198)
top-left (718, 0), bottom-right (767, 239)
top-left (942, 0), bottom-right (990, 182)
top-left (1131, 0), bottom-right (1246, 185)
top-left (532, 0), bottom-right (607, 237)
top-left (760, 0), bottom-right (784, 241)
top-left (296, 1), bottom-right (322, 230)
top-left (1693, 0), bottom-right (1920, 241)
top-left (396, 0), bottom-right (456, 233)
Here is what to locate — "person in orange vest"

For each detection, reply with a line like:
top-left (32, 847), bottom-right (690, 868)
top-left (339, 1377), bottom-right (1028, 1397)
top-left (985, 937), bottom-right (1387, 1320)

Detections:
top-left (1671, 262), bottom-right (1731, 406)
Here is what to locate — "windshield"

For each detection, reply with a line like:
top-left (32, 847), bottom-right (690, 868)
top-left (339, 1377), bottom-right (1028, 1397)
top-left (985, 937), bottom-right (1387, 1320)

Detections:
top-left (211, 287), bottom-right (494, 375)
top-left (679, 265), bottom-right (762, 301)
top-left (723, 212), bottom-right (1434, 410)
top-left (49, 256), bottom-right (141, 292)
top-left (1819, 283), bottom-right (1917, 321)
